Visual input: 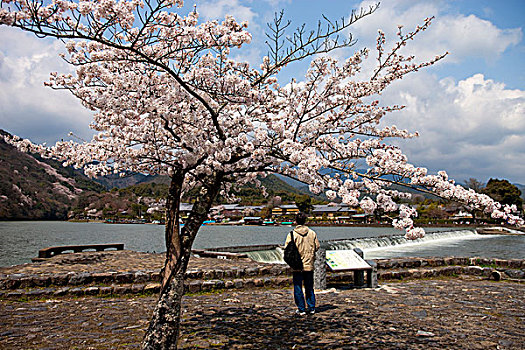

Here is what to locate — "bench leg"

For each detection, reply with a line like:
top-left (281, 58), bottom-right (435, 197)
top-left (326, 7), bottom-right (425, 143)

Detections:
top-left (365, 260), bottom-right (378, 288)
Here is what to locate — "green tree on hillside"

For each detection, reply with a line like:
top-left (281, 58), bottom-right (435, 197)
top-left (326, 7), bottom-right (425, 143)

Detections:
top-left (483, 178), bottom-right (523, 212)
top-left (295, 194), bottom-right (313, 213)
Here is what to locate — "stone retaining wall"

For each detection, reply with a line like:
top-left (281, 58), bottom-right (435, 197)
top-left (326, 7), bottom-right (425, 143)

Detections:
top-left (1, 257), bottom-right (523, 298)
top-left (329, 265), bottom-right (525, 283)
top-left (375, 257), bottom-right (525, 269)
top-left (0, 264), bottom-right (291, 290)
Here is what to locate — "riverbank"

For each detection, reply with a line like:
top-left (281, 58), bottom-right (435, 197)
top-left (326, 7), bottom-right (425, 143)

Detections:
top-left (1, 251), bottom-right (524, 349)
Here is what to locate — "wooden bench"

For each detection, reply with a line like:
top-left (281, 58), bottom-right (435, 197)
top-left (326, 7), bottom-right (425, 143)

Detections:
top-left (37, 243), bottom-right (125, 259)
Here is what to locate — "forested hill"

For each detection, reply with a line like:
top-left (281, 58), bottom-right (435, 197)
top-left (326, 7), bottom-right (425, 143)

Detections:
top-left (0, 130), bottom-right (105, 219)
top-left (119, 174), bottom-right (322, 205)
top-left (95, 173), bottom-right (170, 190)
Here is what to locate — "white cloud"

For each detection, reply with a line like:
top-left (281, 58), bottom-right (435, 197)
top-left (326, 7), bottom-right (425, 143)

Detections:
top-left (0, 26), bottom-right (93, 144)
top-left (381, 73), bottom-right (525, 183)
top-left (350, 0), bottom-right (522, 64)
top-left (333, 0), bottom-right (525, 183)
top-left (421, 14), bottom-right (522, 63)
top-left (197, 0), bottom-right (257, 23)
top-left (261, 0), bottom-right (291, 7)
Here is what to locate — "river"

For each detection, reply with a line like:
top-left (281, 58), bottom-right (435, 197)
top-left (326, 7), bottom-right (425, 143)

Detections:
top-left (0, 221), bottom-right (523, 267)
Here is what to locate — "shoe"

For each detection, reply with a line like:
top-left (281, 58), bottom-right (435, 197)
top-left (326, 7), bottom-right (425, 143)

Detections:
top-left (295, 310), bottom-right (306, 316)
top-left (308, 310), bottom-right (315, 315)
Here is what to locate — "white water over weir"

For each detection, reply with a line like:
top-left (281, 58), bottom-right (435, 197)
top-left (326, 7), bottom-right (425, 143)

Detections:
top-left (245, 229), bottom-right (480, 264)
top-left (245, 247), bottom-right (285, 264)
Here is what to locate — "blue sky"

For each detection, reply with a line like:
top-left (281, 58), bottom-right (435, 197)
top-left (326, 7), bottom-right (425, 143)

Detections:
top-left (0, 0), bottom-right (524, 184)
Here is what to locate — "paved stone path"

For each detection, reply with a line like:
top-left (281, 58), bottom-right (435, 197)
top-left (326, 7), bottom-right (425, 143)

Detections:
top-left (0, 250), bottom-right (265, 275)
top-left (1, 277), bottom-right (524, 349)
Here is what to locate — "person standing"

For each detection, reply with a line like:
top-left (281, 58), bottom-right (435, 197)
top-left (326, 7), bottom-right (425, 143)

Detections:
top-left (284, 212), bottom-right (320, 315)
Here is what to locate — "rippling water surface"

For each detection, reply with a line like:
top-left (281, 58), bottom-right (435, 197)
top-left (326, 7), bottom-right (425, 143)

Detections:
top-left (0, 221), bottom-right (523, 266)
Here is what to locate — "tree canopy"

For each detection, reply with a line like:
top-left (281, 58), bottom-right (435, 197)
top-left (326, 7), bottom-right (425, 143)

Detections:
top-left (483, 178), bottom-right (523, 212)
top-left (3, 0), bottom-right (521, 236)
top-left (295, 194), bottom-right (313, 213)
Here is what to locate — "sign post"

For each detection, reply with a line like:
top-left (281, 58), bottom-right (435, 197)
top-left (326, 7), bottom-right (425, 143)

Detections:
top-left (314, 248), bottom-right (327, 290)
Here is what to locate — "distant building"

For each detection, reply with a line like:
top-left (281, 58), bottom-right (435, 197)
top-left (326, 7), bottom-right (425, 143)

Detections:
top-left (312, 203), bottom-right (357, 219)
top-left (272, 204), bottom-right (299, 217)
top-left (211, 204), bottom-right (264, 219)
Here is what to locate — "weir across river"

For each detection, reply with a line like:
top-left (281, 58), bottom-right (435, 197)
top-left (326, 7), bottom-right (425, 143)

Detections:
top-left (196, 229), bottom-right (488, 264)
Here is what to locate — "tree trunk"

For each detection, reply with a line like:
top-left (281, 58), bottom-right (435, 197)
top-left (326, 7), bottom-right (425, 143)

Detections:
top-left (142, 171), bottom-right (223, 349)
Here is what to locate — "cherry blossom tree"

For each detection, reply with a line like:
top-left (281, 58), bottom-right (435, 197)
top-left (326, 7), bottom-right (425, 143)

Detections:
top-left (1, 0), bottom-right (522, 348)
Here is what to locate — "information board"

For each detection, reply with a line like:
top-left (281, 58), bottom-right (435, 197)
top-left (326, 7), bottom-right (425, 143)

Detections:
top-left (325, 250), bottom-right (371, 271)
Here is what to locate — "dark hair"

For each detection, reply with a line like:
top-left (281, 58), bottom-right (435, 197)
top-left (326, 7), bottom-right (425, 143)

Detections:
top-left (295, 212), bottom-right (308, 225)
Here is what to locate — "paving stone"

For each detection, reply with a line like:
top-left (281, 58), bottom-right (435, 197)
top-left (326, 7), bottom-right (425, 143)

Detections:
top-left (99, 286), bottom-right (113, 295)
top-left (466, 266), bottom-right (484, 275)
top-left (187, 281), bottom-right (202, 293)
top-left (233, 279), bottom-right (244, 289)
top-left (245, 268), bottom-right (259, 276)
top-left (53, 287), bottom-right (70, 296)
top-left (69, 287), bottom-right (84, 296)
top-left (50, 274), bottom-right (69, 286)
top-left (131, 284), bottom-right (145, 293)
top-left (202, 280), bottom-right (219, 291)
top-left (5, 279), bottom-right (518, 349)
top-left (91, 272), bottom-right (114, 284)
top-left (144, 283), bottom-right (160, 294)
top-left (113, 285), bottom-right (132, 294)
top-left (68, 272), bottom-right (92, 285)
top-left (133, 271), bottom-right (150, 283)
top-left (84, 287), bottom-right (100, 295)
top-left (115, 272), bottom-right (134, 284)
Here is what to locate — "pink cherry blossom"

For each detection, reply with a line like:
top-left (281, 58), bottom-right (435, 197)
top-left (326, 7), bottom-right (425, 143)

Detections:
top-left (1, 0), bottom-right (522, 237)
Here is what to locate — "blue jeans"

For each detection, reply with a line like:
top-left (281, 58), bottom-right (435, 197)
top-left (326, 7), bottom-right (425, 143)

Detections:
top-left (293, 271), bottom-right (315, 312)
